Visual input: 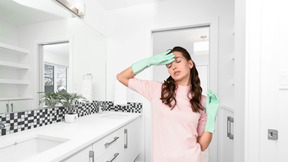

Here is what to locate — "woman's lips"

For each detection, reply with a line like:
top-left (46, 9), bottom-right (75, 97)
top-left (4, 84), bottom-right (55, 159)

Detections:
top-left (174, 71), bottom-right (180, 76)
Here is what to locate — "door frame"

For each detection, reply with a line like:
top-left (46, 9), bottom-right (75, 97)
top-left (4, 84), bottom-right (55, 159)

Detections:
top-left (145, 17), bottom-right (219, 161)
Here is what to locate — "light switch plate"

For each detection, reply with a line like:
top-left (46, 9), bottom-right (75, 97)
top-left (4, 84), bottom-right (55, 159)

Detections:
top-left (279, 71), bottom-right (288, 90)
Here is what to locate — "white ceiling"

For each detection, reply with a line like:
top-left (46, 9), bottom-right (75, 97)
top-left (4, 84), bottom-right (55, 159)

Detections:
top-left (95, 0), bottom-right (167, 10)
top-left (0, 0), bottom-right (69, 26)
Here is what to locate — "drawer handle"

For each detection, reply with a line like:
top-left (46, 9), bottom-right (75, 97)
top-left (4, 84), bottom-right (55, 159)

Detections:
top-left (105, 137), bottom-right (119, 147)
top-left (106, 153), bottom-right (119, 162)
top-left (124, 129), bottom-right (128, 149)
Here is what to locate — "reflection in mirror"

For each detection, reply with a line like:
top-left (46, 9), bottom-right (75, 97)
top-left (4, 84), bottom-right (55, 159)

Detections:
top-left (0, 0), bottom-right (106, 113)
top-left (42, 42), bottom-right (69, 93)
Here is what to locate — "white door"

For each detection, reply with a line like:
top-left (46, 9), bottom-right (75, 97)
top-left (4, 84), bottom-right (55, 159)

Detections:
top-left (243, 0), bottom-right (288, 161)
top-left (259, 1), bottom-right (288, 160)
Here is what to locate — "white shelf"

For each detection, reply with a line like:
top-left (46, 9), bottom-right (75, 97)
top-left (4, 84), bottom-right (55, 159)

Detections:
top-left (0, 79), bottom-right (29, 85)
top-left (0, 60), bottom-right (29, 70)
top-left (0, 42), bottom-right (29, 55)
top-left (0, 97), bottom-right (33, 101)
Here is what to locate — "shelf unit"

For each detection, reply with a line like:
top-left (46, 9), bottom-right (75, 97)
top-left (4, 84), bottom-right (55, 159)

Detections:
top-left (0, 79), bottom-right (29, 85)
top-left (0, 41), bottom-right (31, 100)
top-left (0, 60), bottom-right (29, 70)
top-left (0, 42), bottom-right (29, 55)
top-left (0, 97), bottom-right (33, 101)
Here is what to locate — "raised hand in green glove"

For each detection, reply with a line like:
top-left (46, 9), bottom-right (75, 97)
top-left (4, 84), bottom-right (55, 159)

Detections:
top-left (205, 89), bottom-right (220, 133)
top-left (132, 50), bottom-right (175, 74)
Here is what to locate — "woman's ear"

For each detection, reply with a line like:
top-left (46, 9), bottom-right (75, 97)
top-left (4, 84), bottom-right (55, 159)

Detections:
top-left (189, 60), bottom-right (194, 69)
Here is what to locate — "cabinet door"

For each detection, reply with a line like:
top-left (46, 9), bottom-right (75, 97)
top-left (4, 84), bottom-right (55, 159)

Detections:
top-left (10, 100), bottom-right (32, 112)
top-left (61, 145), bottom-right (93, 162)
top-left (218, 107), bottom-right (234, 162)
top-left (122, 117), bottom-right (142, 162)
top-left (0, 101), bottom-right (8, 113)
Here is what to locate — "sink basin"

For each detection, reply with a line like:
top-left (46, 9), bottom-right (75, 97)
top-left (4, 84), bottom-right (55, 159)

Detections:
top-left (0, 134), bottom-right (69, 162)
top-left (100, 113), bottom-right (129, 119)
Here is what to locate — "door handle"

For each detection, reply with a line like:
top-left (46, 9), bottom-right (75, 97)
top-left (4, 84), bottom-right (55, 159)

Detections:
top-left (227, 116), bottom-right (234, 140)
top-left (89, 150), bottom-right (94, 162)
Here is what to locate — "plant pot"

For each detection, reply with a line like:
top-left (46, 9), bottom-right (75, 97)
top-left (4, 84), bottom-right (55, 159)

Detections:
top-left (64, 113), bottom-right (78, 123)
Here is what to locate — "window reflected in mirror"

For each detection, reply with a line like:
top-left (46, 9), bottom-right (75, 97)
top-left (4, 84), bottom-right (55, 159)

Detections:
top-left (44, 64), bottom-right (67, 93)
top-left (42, 42), bottom-right (69, 93)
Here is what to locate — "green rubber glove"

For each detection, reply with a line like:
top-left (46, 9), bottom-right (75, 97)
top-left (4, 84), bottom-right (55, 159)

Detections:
top-left (205, 89), bottom-right (220, 133)
top-left (132, 50), bottom-right (175, 74)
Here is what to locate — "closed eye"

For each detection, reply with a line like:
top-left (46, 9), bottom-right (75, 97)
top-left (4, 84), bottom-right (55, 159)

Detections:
top-left (166, 64), bottom-right (172, 68)
top-left (175, 58), bottom-right (181, 63)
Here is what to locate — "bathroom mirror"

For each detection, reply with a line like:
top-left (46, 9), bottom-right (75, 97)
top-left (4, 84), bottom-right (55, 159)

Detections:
top-left (0, 0), bottom-right (106, 113)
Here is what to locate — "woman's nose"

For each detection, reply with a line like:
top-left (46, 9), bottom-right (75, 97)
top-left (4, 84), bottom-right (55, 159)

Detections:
top-left (172, 63), bottom-right (177, 70)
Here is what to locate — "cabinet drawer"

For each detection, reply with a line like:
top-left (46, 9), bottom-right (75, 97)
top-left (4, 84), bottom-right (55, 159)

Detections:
top-left (93, 127), bottom-right (124, 159)
top-left (95, 145), bottom-right (124, 162)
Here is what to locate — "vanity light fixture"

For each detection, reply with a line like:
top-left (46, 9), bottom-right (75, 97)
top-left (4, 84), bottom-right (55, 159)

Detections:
top-left (53, 0), bottom-right (85, 18)
top-left (193, 35), bottom-right (209, 55)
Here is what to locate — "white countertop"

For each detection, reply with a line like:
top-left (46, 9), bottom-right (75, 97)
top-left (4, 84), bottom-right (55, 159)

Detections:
top-left (0, 111), bottom-right (142, 162)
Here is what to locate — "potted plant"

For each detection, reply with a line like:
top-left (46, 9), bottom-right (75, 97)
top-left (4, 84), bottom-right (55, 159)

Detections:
top-left (38, 91), bottom-right (60, 108)
top-left (58, 91), bottom-right (85, 123)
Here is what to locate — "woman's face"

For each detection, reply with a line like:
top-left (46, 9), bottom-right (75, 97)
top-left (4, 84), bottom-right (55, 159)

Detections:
top-left (166, 51), bottom-right (193, 85)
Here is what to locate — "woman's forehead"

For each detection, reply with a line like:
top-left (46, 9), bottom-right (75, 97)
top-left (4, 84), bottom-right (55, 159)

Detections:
top-left (172, 51), bottom-right (183, 57)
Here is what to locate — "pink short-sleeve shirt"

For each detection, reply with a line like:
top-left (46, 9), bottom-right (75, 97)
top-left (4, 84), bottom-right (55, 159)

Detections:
top-left (128, 78), bottom-right (207, 162)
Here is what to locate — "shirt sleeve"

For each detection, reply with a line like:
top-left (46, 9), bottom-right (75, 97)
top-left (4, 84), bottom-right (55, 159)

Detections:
top-left (128, 78), bottom-right (160, 101)
top-left (197, 95), bottom-right (207, 136)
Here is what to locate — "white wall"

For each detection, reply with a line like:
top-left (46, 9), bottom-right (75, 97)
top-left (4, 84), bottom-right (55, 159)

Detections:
top-left (0, 21), bottom-right (18, 45)
top-left (234, 0), bottom-right (245, 161)
top-left (83, 0), bottom-right (108, 35)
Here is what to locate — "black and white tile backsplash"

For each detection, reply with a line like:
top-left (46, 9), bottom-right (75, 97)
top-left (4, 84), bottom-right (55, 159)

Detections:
top-left (0, 101), bottom-right (142, 136)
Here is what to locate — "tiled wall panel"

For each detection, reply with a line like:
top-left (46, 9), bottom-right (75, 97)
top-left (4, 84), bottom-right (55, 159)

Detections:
top-left (0, 101), bottom-right (142, 136)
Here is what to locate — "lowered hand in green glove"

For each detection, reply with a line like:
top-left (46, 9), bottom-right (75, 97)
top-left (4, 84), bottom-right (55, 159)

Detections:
top-left (205, 89), bottom-right (220, 133)
top-left (132, 50), bottom-right (175, 74)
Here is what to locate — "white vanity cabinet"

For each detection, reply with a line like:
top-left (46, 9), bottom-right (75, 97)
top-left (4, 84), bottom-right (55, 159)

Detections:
top-left (0, 99), bottom-right (33, 113)
top-left (62, 117), bottom-right (142, 162)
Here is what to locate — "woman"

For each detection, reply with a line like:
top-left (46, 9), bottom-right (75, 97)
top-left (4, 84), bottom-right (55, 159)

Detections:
top-left (117, 46), bottom-right (219, 162)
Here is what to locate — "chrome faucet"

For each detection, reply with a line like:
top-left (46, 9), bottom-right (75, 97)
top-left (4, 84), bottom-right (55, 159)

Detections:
top-left (0, 122), bottom-right (10, 129)
top-left (0, 122), bottom-right (5, 129)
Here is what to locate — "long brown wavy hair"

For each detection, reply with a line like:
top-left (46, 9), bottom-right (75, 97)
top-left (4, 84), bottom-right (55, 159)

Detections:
top-left (160, 46), bottom-right (204, 113)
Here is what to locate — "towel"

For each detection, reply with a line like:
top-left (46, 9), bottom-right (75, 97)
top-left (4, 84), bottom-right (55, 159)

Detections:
top-left (114, 79), bottom-right (127, 106)
top-left (81, 78), bottom-right (92, 102)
